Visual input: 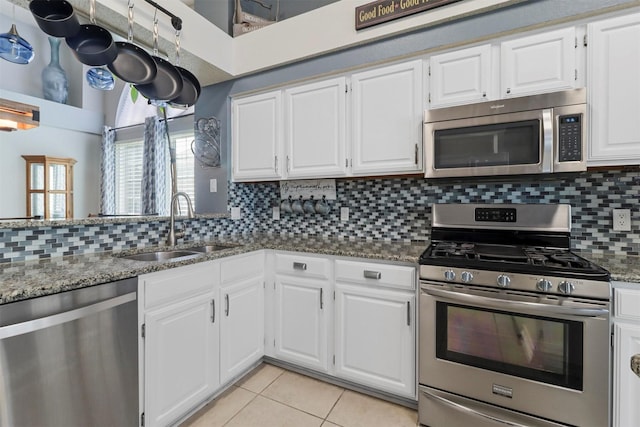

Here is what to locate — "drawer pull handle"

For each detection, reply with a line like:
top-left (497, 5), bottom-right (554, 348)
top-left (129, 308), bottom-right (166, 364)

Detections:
top-left (407, 301), bottom-right (411, 326)
top-left (293, 262), bottom-right (307, 271)
top-left (320, 288), bottom-right (324, 310)
top-left (364, 270), bottom-right (381, 280)
top-left (632, 354), bottom-right (640, 378)
top-left (211, 299), bottom-right (215, 323)
top-left (225, 294), bottom-right (229, 317)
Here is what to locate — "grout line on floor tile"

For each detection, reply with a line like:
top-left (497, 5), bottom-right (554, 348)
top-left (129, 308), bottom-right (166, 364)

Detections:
top-left (221, 392), bottom-right (259, 427)
top-left (323, 388), bottom-right (346, 423)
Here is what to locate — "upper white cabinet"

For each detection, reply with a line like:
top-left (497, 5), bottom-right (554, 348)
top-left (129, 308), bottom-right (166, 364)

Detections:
top-left (612, 285), bottom-right (640, 427)
top-left (501, 27), bottom-right (577, 98)
top-left (284, 77), bottom-right (348, 178)
top-left (428, 27), bottom-right (579, 108)
top-left (350, 60), bottom-right (424, 175)
top-left (219, 252), bottom-right (265, 384)
top-left (587, 13), bottom-right (640, 166)
top-left (232, 91), bottom-right (282, 181)
top-left (429, 45), bottom-right (492, 108)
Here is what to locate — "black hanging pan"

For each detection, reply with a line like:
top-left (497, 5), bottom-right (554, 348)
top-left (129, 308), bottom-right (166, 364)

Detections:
top-left (168, 30), bottom-right (201, 108)
top-left (65, 0), bottom-right (116, 66)
top-left (108, 1), bottom-right (157, 85)
top-left (134, 12), bottom-right (182, 102)
top-left (29, 0), bottom-right (80, 38)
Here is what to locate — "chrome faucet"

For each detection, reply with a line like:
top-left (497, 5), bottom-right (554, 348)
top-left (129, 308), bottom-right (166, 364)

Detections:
top-left (167, 192), bottom-right (195, 246)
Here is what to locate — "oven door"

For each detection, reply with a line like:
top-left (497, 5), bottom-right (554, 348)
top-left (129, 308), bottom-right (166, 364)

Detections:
top-left (419, 283), bottom-right (610, 427)
top-left (424, 109), bottom-right (552, 178)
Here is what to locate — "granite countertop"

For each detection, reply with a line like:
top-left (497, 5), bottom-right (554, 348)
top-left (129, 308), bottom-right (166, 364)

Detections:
top-left (0, 234), bottom-right (426, 305)
top-left (1, 234), bottom-right (637, 305)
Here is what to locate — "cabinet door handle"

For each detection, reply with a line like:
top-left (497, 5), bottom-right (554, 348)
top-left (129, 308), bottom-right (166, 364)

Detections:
top-left (407, 301), bottom-right (411, 326)
top-left (286, 155), bottom-right (290, 173)
top-left (414, 144), bottom-right (419, 165)
top-left (364, 270), bottom-right (381, 280)
top-left (274, 155), bottom-right (278, 173)
top-left (225, 294), bottom-right (229, 316)
top-left (211, 299), bottom-right (215, 323)
top-left (320, 288), bottom-right (324, 310)
top-left (632, 354), bottom-right (640, 378)
top-left (293, 262), bottom-right (307, 271)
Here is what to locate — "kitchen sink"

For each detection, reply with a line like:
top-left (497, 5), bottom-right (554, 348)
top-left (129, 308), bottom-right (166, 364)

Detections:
top-left (187, 244), bottom-right (237, 253)
top-left (120, 250), bottom-right (203, 262)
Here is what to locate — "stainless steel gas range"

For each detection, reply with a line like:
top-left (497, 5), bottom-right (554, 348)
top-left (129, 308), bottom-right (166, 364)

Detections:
top-left (418, 203), bottom-right (611, 427)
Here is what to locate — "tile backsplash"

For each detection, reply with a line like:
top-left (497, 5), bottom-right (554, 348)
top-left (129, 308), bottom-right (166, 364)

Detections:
top-left (0, 169), bottom-right (637, 262)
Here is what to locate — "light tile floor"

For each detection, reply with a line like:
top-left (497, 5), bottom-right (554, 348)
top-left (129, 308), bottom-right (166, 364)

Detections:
top-left (181, 363), bottom-right (418, 427)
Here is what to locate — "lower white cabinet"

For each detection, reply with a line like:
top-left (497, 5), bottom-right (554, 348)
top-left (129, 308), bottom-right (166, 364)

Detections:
top-left (613, 285), bottom-right (640, 427)
top-left (334, 260), bottom-right (416, 399)
top-left (139, 262), bottom-right (219, 427)
top-left (219, 253), bottom-right (265, 384)
top-left (273, 253), bottom-right (331, 371)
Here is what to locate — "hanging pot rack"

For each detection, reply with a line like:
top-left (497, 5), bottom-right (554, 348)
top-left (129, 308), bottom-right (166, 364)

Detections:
top-left (142, 0), bottom-right (182, 32)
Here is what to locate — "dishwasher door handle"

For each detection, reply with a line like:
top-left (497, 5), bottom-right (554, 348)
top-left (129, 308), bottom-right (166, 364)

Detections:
top-left (0, 292), bottom-right (136, 339)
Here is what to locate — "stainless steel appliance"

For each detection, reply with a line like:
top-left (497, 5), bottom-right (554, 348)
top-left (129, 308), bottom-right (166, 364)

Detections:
top-left (418, 204), bottom-right (611, 427)
top-left (424, 89), bottom-right (587, 178)
top-left (0, 278), bottom-right (138, 427)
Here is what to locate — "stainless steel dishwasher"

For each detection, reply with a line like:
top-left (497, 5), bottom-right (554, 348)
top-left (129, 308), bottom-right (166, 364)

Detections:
top-left (0, 277), bottom-right (138, 427)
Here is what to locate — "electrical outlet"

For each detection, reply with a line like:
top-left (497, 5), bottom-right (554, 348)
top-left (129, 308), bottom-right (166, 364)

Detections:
top-left (231, 207), bottom-right (241, 220)
top-left (612, 209), bottom-right (631, 232)
top-left (340, 207), bottom-right (349, 222)
top-left (209, 179), bottom-right (217, 193)
top-left (272, 206), bottom-right (280, 220)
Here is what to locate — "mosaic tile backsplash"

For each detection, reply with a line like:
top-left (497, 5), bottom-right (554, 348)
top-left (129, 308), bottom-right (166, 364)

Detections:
top-left (0, 170), bottom-right (637, 262)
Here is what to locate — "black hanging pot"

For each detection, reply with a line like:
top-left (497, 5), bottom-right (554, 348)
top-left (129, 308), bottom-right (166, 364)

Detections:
top-left (169, 66), bottom-right (201, 108)
top-left (135, 55), bottom-right (183, 101)
top-left (65, 0), bottom-right (116, 67)
top-left (107, 1), bottom-right (157, 85)
top-left (29, 0), bottom-right (80, 38)
top-left (134, 14), bottom-right (182, 102)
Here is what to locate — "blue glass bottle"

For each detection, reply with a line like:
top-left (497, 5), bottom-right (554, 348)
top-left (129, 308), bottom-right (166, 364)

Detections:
top-left (42, 37), bottom-right (68, 104)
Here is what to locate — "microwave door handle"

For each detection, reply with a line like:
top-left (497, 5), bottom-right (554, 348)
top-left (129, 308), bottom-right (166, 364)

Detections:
top-left (541, 108), bottom-right (554, 173)
top-left (423, 286), bottom-right (608, 318)
top-left (421, 388), bottom-right (531, 427)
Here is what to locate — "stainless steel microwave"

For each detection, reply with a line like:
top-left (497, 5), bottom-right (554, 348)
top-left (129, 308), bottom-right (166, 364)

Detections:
top-left (424, 88), bottom-right (587, 178)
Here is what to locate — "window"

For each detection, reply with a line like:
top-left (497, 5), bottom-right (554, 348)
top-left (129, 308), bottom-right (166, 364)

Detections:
top-left (114, 127), bottom-right (195, 216)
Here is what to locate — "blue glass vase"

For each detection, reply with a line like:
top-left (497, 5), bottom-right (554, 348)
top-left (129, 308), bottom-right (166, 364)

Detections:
top-left (42, 37), bottom-right (68, 104)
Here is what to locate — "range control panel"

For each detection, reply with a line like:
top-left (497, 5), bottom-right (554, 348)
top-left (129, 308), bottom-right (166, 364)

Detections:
top-left (558, 114), bottom-right (583, 162)
top-left (475, 207), bottom-right (517, 223)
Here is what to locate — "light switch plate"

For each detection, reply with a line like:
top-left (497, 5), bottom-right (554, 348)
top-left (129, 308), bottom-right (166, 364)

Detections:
top-left (209, 179), bottom-right (217, 193)
top-left (340, 207), bottom-right (349, 222)
top-left (272, 206), bottom-right (280, 220)
top-left (231, 207), bottom-right (241, 220)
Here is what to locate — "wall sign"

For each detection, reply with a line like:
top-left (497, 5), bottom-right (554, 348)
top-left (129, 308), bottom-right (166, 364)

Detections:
top-left (280, 179), bottom-right (337, 200)
top-left (356, 0), bottom-right (463, 30)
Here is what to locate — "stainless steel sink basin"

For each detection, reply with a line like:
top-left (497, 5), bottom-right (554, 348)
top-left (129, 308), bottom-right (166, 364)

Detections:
top-left (120, 250), bottom-right (202, 262)
top-left (188, 244), bottom-right (237, 253)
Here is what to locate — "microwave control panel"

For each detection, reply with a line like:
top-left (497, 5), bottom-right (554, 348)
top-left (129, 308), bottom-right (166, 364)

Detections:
top-left (558, 115), bottom-right (582, 162)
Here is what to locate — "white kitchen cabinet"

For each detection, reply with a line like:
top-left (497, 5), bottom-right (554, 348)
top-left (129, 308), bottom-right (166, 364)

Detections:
top-left (140, 262), bottom-right (219, 427)
top-left (273, 253), bottom-right (331, 371)
top-left (500, 27), bottom-right (577, 98)
top-left (429, 44), bottom-right (492, 108)
top-left (219, 253), bottom-right (265, 384)
top-left (232, 91), bottom-right (283, 181)
top-left (587, 13), bottom-right (640, 166)
top-left (613, 285), bottom-right (640, 427)
top-left (284, 77), bottom-right (348, 178)
top-left (334, 260), bottom-right (416, 398)
top-left (351, 60), bottom-right (424, 175)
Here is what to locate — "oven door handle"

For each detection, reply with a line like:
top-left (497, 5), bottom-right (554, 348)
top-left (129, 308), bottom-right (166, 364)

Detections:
top-left (423, 287), bottom-right (609, 318)
top-left (421, 388), bottom-right (532, 427)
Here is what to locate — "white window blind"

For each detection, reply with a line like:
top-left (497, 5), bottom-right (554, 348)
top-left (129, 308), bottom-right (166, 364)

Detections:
top-left (172, 133), bottom-right (196, 214)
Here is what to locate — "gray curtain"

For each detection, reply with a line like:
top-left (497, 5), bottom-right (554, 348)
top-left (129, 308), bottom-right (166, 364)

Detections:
top-left (141, 116), bottom-right (169, 216)
top-left (99, 126), bottom-right (116, 215)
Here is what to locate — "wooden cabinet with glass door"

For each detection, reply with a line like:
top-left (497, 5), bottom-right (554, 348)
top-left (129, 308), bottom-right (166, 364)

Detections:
top-left (22, 156), bottom-right (76, 219)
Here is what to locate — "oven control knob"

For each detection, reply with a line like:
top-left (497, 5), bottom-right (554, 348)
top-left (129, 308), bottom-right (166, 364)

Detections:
top-left (536, 279), bottom-right (553, 292)
top-left (461, 271), bottom-right (474, 283)
top-left (558, 281), bottom-right (575, 295)
top-left (444, 270), bottom-right (456, 282)
top-left (497, 274), bottom-right (511, 288)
